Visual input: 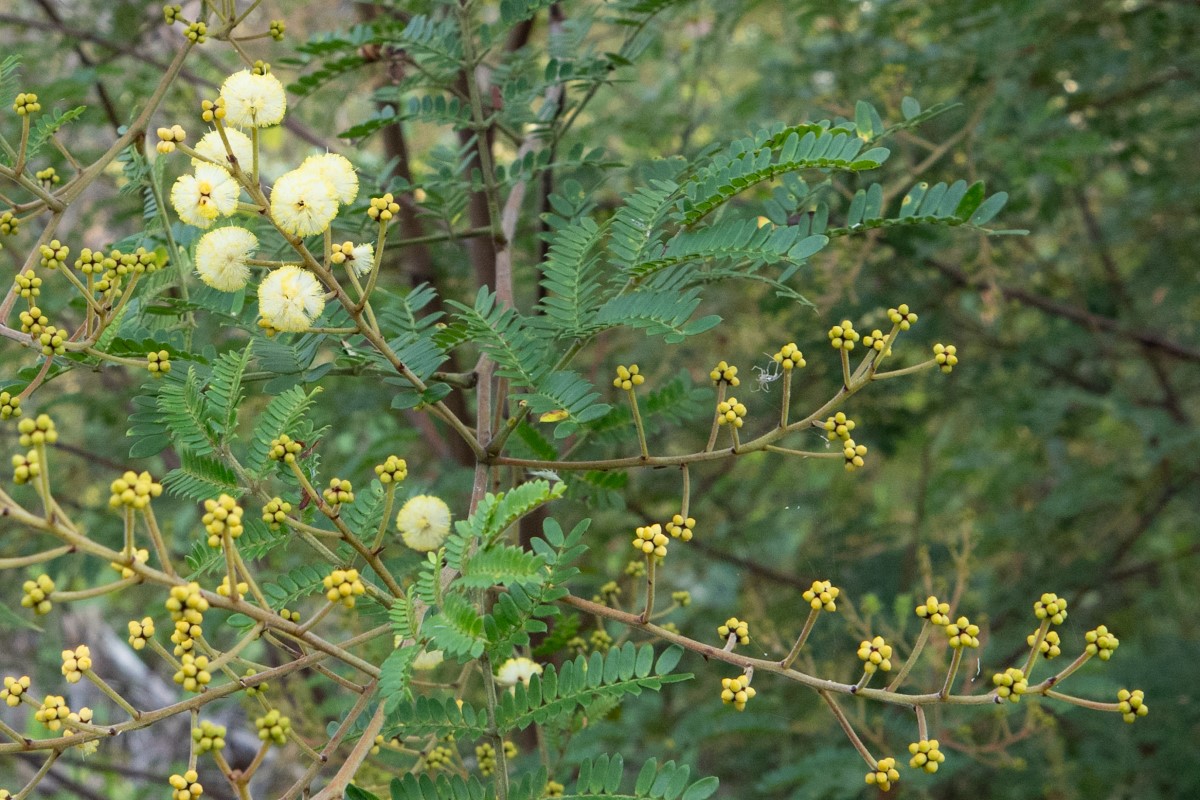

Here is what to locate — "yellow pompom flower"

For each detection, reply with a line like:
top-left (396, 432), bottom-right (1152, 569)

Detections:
top-left (396, 494), bottom-right (453, 552)
top-left (220, 69), bottom-right (287, 128)
top-left (192, 128), bottom-right (253, 170)
top-left (194, 226), bottom-right (257, 291)
top-left (300, 153), bottom-right (358, 204)
top-left (270, 168), bottom-right (338, 237)
top-left (495, 657), bottom-right (543, 688)
top-left (171, 164), bottom-right (239, 229)
top-left (258, 265), bottom-right (326, 333)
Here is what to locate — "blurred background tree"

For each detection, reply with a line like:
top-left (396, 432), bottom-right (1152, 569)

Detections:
top-left (0, 0), bottom-right (1196, 797)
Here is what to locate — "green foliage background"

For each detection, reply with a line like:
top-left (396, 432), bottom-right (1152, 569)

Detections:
top-left (0, 0), bottom-right (1196, 798)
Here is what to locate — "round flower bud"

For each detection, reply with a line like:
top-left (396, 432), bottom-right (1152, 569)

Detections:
top-left (632, 523), bottom-right (668, 559)
top-left (857, 636), bottom-right (893, 673)
top-left (933, 343), bottom-right (958, 373)
top-left (322, 568), bottom-right (366, 608)
top-left (665, 514), bottom-right (695, 541)
top-left (613, 364), bottom-right (645, 391)
top-left (717, 617), bottom-right (750, 646)
top-left (828, 319), bottom-right (860, 351)
top-left (709, 360), bottom-right (740, 387)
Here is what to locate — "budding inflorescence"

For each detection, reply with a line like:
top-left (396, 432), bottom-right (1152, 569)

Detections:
top-left (716, 397), bottom-right (747, 427)
top-left (262, 497), bottom-right (292, 529)
top-left (33, 167), bottom-right (58, 189)
top-left (202, 493), bottom-right (244, 547)
top-left (269, 19), bottom-right (286, 40)
top-left (156, 124), bottom-right (187, 153)
top-left (613, 364), bottom-right (645, 391)
top-left (992, 667), bottom-right (1028, 702)
top-left (476, 742), bottom-right (498, 775)
top-left (192, 719), bottom-right (227, 753)
top-left (842, 439), bottom-right (867, 471)
top-left (1, 676), bottom-right (31, 706)
top-left (857, 636), bottom-right (893, 673)
top-left (0, 211), bottom-right (18, 236)
top-left (368, 193), bottom-right (401, 222)
top-left (128, 617), bottom-right (154, 650)
top-left (709, 360), bottom-right (740, 387)
top-left (18, 413), bottom-right (57, 446)
top-left (0, 391), bottom-right (20, 419)
top-left (374, 455), bottom-right (408, 484)
top-left (916, 595), bottom-right (950, 626)
top-left (828, 320), bottom-right (859, 351)
top-left (933, 343), bottom-right (958, 373)
top-left (268, 434), bottom-right (304, 463)
top-left (719, 674), bottom-right (757, 711)
top-left (593, 581), bottom-right (621, 605)
top-left (323, 568), bottom-right (366, 608)
top-left (717, 617), bottom-right (750, 646)
top-left (145, 350), bottom-right (172, 377)
top-left (21, 574), bottom-right (55, 615)
top-left (109, 470), bottom-right (163, 509)
top-left (60, 645), bottom-right (92, 683)
top-left (822, 412), bottom-right (856, 441)
top-left (12, 449), bottom-right (40, 485)
top-left (866, 758), bottom-right (900, 792)
top-left (672, 590), bottom-right (692, 607)
top-left (200, 97), bottom-right (226, 123)
top-left (665, 514), bottom-right (695, 541)
top-left (174, 652), bottom-right (212, 693)
top-left (1028, 629), bottom-right (1061, 659)
top-left (35, 695), bottom-right (72, 731)
top-left (632, 523), bottom-right (668, 559)
top-left (862, 329), bottom-right (891, 355)
top-left (13, 92), bottom-right (41, 115)
top-left (13, 270), bottom-right (41, 300)
top-left (908, 739), bottom-right (945, 773)
top-left (888, 304), bottom-right (918, 329)
top-left (162, 5), bottom-right (184, 24)
top-left (255, 708), bottom-right (292, 745)
top-left (217, 575), bottom-right (248, 598)
top-left (323, 477), bottom-right (354, 507)
top-left (41, 240), bottom-right (71, 271)
top-left (1117, 689), bottom-right (1148, 723)
top-left (773, 343), bottom-right (806, 369)
top-left (424, 745), bottom-right (455, 771)
top-left (168, 770), bottom-right (202, 800)
top-left (1085, 625), bottom-right (1120, 661)
top-left (184, 21), bottom-right (207, 43)
top-left (945, 616), bottom-right (980, 649)
top-left (1034, 592), bottom-right (1068, 625)
top-left (802, 579), bottom-right (840, 611)
top-left (19, 307), bottom-right (48, 336)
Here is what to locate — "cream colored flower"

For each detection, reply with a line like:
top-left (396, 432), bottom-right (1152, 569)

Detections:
top-left (270, 168), bottom-right (338, 237)
top-left (192, 128), bottom-right (253, 171)
top-left (194, 226), bottom-right (257, 291)
top-left (345, 242), bottom-right (375, 277)
top-left (300, 153), bottom-right (358, 204)
top-left (495, 657), bottom-right (542, 688)
top-left (396, 495), bottom-right (452, 552)
top-left (258, 265), bottom-right (325, 332)
top-left (412, 649), bottom-right (445, 671)
top-left (170, 164), bottom-right (239, 229)
top-left (220, 70), bottom-right (287, 128)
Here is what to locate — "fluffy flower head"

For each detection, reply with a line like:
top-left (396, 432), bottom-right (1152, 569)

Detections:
top-left (220, 70), bottom-right (286, 128)
top-left (300, 153), bottom-right (358, 204)
top-left (396, 495), bottom-right (452, 552)
top-left (258, 265), bottom-right (325, 333)
top-left (170, 165), bottom-right (239, 229)
top-left (195, 227), bottom-right (257, 291)
top-left (270, 168), bottom-right (338, 237)
top-left (495, 657), bottom-right (543, 688)
top-left (346, 242), bottom-right (375, 277)
top-left (192, 128), bottom-right (253, 170)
